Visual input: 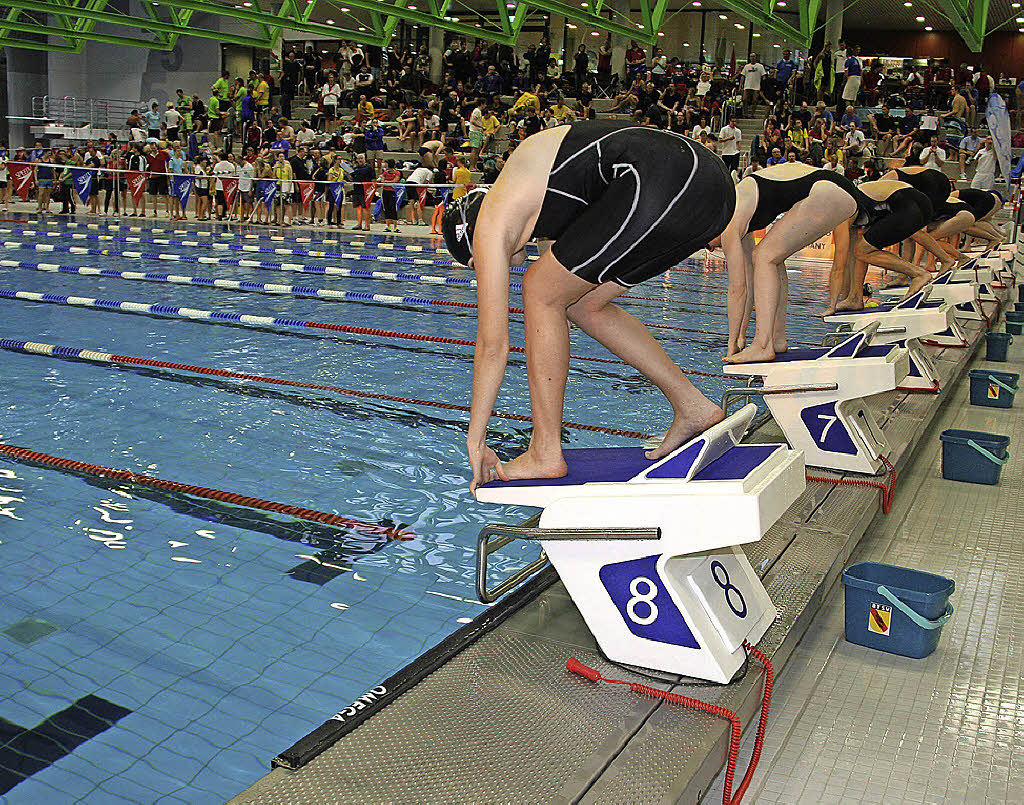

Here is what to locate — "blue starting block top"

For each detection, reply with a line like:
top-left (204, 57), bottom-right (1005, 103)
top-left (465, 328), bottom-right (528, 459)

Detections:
top-left (763, 344), bottom-right (896, 363)
top-left (479, 443), bottom-right (782, 490)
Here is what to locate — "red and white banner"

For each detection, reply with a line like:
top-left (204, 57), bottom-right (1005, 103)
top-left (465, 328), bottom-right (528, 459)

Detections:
top-left (221, 177), bottom-right (239, 208)
top-left (7, 162), bottom-right (34, 200)
top-left (298, 181), bottom-right (315, 211)
top-left (362, 181), bottom-right (377, 204)
top-left (126, 171), bottom-right (147, 204)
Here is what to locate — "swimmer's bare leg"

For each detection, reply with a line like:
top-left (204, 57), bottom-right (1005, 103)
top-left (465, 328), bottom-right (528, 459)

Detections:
top-left (729, 189), bottom-right (855, 364)
top-left (500, 252), bottom-right (588, 482)
top-left (566, 277), bottom-right (724, 461)
top-left (836, 257), bottom-right (871, 311)
top-left (774, 262), bottom-right (789, 354)
top-left (825, 220), bottom-right (853, 316)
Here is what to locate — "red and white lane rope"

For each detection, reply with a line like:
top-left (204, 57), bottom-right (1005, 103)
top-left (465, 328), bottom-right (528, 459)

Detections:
top-left (0, 337), bottom-right (655, 440)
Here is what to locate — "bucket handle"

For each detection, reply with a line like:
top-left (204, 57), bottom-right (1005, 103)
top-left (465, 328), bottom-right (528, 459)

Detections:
top-left (967, 439), bottom-right (1010, 466)
top-left (985, 376), bottom-right (1019, 393)
top-left (877, 585), bottom-right (954, 630)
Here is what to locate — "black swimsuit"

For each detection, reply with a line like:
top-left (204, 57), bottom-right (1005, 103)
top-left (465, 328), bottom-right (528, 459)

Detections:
top-left (892, 168), bottom-right (952, 214)
top-left (745, 170), bottom-right (864, 234)
top-left (858, 187), bottom-right (934, 249)
top-left (954, 187), bottom-right (997, 220)
top-left (534, 120), bottom-right (735, 286)
top-left (934, 199), bottom-right (974, 222)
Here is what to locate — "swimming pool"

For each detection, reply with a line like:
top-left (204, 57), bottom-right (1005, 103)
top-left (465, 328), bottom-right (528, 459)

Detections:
top-left (0, 216), bottom-right (834, 802)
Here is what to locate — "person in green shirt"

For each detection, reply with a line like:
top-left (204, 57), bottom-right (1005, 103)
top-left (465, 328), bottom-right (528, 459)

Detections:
top-left (208, 91), bottom-right (223, 150)
top-left (212, 70), bottom-right (231, 103)
top-left (175, 88), bottom-right (192, 133)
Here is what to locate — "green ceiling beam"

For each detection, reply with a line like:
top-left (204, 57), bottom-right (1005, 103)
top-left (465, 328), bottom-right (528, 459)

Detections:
top-left (526, 0), bottom-right (658, 43)
top-left (0, 32), bottom-right (83, 50)
top-left (717, 0), bottom-right (806, 45)
top-left (935, 0), bottom-right (986, 50)
top-left (0, 0), bottom-right (274, 47)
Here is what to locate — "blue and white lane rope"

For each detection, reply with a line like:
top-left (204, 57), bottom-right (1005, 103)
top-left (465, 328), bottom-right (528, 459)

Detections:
top-left (16, 219), bottom-right (455, 252)
top-left (0, 288), bottom-right (651, 370)
top-left (0, 259), bottom-right (489, 313)
top-left (0, 244), bottom-right (492, 289)
top-left (0, 237), bottom-right (464, 268)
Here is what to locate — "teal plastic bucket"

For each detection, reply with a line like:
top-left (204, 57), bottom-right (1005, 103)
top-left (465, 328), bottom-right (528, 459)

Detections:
top-left (939, 429), bottom-right (1010, 485)
top-left (1008, 321), bottom-right (1024, 336)
top-left (968, 369), bottom-right (1018, 408)
top-left (842, 562), bottom-right (954, 658)
top-left (986, 332), bottom-right (1011, 362)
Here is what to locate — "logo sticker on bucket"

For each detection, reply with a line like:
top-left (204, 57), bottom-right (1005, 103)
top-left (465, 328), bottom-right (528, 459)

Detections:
top-left (868, 603), bottom-right (892, 635)
top-left (989, 384), bottom-right (1000, 399)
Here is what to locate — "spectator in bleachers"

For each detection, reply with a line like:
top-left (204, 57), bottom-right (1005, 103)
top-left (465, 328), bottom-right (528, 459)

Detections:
top-left (843, 123), bottom-right (866, 166)
top-left (917, 107), bottom-right (940, 145)
top-left (841, 44), bottom-right (862, 107)
top-left (839, 105), bottom-right (861, 130)
top-left (718, 117), bottom-right (742, 177)
top-left (957, 127), bottom-right (982, 180)
top-left (573, 45), bottom-right (590, 95)
top-left (892, 106), bottom-right (919, 156)
top-left (861, 60), bottom-right (884, 106)
top-left (364, 119), bottom-right (386, 171)
top-left (919, 135), bottom-right (946, 170)
top-left (970, 138), bottom-right (997, 189)
top-left (776, 50), bottom-right (798, 103)
top-left (868, 105), bottom-right (896, 157)
top-left (741, 54), bottom-right (767, 118)
top-left (577, 81), bottom-right (595, 121)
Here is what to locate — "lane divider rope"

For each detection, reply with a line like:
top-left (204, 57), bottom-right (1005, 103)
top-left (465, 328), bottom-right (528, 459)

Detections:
top-left (0, 288), bottom-right (746, 377)
top-left (0, 440), bottom-right (412, 538)
top-left (0, 337), bottom-right (653, 440)
top-left (0, 256), bottom-right (753, 341)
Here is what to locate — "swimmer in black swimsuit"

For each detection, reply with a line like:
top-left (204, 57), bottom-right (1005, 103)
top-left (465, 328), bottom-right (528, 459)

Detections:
top-left (713, 163), bottom-right (867, 364)
top-left (829, 179), bottom-right (954, 311)
top-left (953, 188), bottom-right (1005, 247)
top-left (442, 119), bottom-right (736, 491)
top-left (882, 166), bottom-right (952, 210)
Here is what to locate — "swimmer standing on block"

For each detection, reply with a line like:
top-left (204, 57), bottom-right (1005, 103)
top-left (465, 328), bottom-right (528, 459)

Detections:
top-left (712, 163), bottom-right (868, 364)
top-left (441, 120), bottom-right (736, 492)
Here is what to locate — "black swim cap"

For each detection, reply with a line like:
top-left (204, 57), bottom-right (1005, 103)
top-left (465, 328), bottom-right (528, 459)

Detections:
top-left (441, 188), bottom-right (487, 266)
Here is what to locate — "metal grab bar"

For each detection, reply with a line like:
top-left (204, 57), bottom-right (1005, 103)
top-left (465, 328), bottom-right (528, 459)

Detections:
top-left (722, 382), bottom-right (840, 416)
top-left (476, 515), bottom-right (660, 603)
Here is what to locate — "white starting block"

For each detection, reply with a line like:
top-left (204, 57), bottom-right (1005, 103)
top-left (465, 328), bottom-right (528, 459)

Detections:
top-left (825, 288), bottom-right (968, 348)
top-left (722, 325), bottom-right (909, 474)
top-left (878, 273), bottom-right (984, 323)
top-left (475, 404), bottom-right (805, 683)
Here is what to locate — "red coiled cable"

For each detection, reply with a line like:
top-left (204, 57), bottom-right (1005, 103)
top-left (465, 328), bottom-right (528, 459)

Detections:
top-left (567, 640), bottom-right (774, 805)
top-left (806, 453), bottom-right (897, 514)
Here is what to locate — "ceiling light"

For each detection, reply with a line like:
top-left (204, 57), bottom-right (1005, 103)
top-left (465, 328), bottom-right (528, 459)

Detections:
top-left (242, 1), bottom-right (251, 5)
top-left (340, 6), bottom-right (349, 10)
top-left (408, 3), bottom-right (416, 7)
top-left (753, 32), bottom-right (761, 37)
top-left (590, 30), bottom-right (599, 35)
top-left (657, 31), bottom-right (665, 36)
top-left (1015, 2), bottom-right (1021, 7)
top-left (777, 1), bottom-right (786, 5)
top-left (1018, 16), bottom-right (1024, 21)
top-left (451, 16), bottom-right (459, 20)
top-left (773, 43), bottom-right (780, 47)
top-left (735, 23), bottom-right (744, 28)
top-left (358, 25), bottom-right (365, 30)
top-left (719, 13), bottom-right (727, 18)
top-left (567, 23), bottom-right (577, 28)
top-left (581, 1), bottom-right (588, 5)
top-left (692, 1), bottom-right (701, 5)
top-left (325, 18), bottom-right (334, 23)
top-left (637, 23), bottom-right (644, 28)
top-left (915, 15), bottom-right (924, 20)
top-left (904, 1), bottom-right (912, 5)
top-left (924, 25), bottom-right (932, 30)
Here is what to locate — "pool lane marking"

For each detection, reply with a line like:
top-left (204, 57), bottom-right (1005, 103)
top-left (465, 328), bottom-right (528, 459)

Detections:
top-left (0, 338), bottom-right (655, 440)
top-left (0, 258), bottom-right (756, 341)
top-left (0, 241), bottom-right (828, 321)
top-left (0, 440), bottom-right (412, 538)
top-left (2, 289), bottom-right (731, 377)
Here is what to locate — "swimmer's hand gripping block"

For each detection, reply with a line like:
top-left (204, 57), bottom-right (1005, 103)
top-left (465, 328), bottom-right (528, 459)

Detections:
top-left (476, 404), bottom-right (804, 682)
top-left (724, 324), bottom-right (909, 475)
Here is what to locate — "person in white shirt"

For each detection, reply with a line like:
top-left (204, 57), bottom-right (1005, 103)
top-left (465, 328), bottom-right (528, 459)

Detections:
top-left (919, 136), bottom-right (946, 170)
top-left (832, 40), bottom-right (847, 104)
top-left (842, 124), bottom-right (866, 163)
top-left (406, 164), bottom-right (434, 225)
top-left (696, 70), bottom-right (712, 98)
top-left (321, 73), bottom-right (342, 134)
top-left (691, 120), bottom-right (713, 141)
top-left (212, 153), bottom-right (236, 220)
top-left (295, 122), bottom-right (317, 146)
top-left (468, 100), bottom-right (486, 170)
top-left (164, 104), bottom-right (182, 143)
top-left (917, 108), bottom-right (939, 145)
top-left (741, 54), bottom-right (767, 117)
top-left (970, 138), bottom-right (997, 189)
top-left (236, 158), bottom-right (255, 221)
top-left (718, 120), bottom-right (742, 176)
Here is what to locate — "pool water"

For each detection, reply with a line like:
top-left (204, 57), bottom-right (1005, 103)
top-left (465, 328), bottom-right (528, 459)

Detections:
top-left (0, 217), bottom-right (833, 803)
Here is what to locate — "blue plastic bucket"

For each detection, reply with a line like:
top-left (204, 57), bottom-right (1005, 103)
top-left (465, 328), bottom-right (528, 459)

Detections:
top-left (985, 332), bottom-right (1012, 362)
top-left (1008, 321), bottom-right (1024, 336)
top-left (939, 429), bottom-right (1011, 485)
top-left (842, 562), bottom-right (954, 658)
top-left (968, 369), bottom-right (1019, 408)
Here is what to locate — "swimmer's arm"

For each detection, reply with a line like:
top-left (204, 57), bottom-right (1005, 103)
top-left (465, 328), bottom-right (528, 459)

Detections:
top-left (466, 234), bottom-right (513, 489)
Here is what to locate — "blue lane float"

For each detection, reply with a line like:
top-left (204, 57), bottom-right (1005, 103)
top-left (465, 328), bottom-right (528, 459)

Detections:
top-left (842, 562), bottom-right (954, 659)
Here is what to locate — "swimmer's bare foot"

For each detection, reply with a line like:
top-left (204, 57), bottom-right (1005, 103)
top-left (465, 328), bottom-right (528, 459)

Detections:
top-left (724, 342), bottom-right (776, 365)
top-left (500, 448), bottom-right (568, 481)
top-left (645, 402), bottom-right (725, 461)
top-left (905, 274), bottom-right (931, 298)
top-left (835, 297), bottom-right (864, 312)
top-left (774, 338), bottom-right (788, 354)
top-left (823, 301), bottom-right (839, 316)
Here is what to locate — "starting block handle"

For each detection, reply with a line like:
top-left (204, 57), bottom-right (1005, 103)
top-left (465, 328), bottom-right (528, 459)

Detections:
top-left (476, 518), bottom-right (660, 603)
top-left (722, 382), bottom-right (840, 416)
